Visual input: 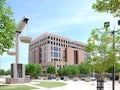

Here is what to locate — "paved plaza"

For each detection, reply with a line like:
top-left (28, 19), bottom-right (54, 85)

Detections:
top-left (27, 80), bottom-right (120, 90)
top-left (1, 77), bottom-right (120, 90)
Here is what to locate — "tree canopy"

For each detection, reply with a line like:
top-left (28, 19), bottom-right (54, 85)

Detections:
top-left (58, 65), bottom-right (79, 76)
top-left (92, 0), bottom-right (120, 17)
top-left (0, 0), bottom-right (16, 55)
top-left (25, 64), bottom-right (43, 76)
top-left (86, 27), bottom-right (120, 75)
top-left (78, 62), bottom-right (91, 74)
top-left (47, 66), bottom-right (56, 74)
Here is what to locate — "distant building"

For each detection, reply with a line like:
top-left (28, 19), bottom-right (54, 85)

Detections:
top-left (29, 32), bottom-right (88, 74)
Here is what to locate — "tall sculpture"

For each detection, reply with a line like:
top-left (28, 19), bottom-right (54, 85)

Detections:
top-left (6, 16), bottom-right (31, 84)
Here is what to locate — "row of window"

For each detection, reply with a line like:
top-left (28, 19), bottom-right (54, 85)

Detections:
top-left (47, 36), bottom-right (68, 43)
top-left (51, 52), bottom-right (61, 57)
top-left (47, 36), bottom-right (85, 47)
top-left (30, 35), bottom-right (85, 50)
top-left (40, 52), bottom-right (61, 58)
top-left (51, 46), bottom-right (61, 51)
top-left (47, 40), bottom-right (68, 47)
top-left (42, 64), bottom-right (65, 68)
top-left (40, 58), bottom-right (62, 64)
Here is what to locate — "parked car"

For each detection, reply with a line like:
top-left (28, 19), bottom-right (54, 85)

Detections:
top-left (90, 77), bottom-right (96, 81)
top-left (110, 75), bottom-right (119, 80)
top-left (81, 77), bottom-right (96, 81)
top-left (60, 76), bottom-right (64, 80)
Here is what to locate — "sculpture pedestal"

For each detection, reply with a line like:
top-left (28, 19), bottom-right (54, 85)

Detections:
top-left (6, 78), bottom-right (30, 84)
top-left (6, 63), bottom-right (31, 84)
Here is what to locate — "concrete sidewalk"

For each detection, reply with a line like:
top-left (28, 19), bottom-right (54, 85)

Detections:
top-left (26, 80), bottom-right (120, 90)
top-left (48, 80), bottom-right (120, 90)
top-left (1, 78), bottom-right (120, 90)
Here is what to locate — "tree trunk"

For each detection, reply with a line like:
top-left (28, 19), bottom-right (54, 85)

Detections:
top-left (97, 72), bottom-right (104, 90)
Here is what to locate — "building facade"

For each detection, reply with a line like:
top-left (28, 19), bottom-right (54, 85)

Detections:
top-left (29, 32), bottom-right (88, 73)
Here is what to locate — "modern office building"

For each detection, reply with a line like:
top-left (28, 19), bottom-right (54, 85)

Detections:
top-left (29, 32), bottom-right (88, 73)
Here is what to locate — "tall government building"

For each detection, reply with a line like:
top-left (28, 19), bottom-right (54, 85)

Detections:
top-left (29, 32), bottom-right (88, 73)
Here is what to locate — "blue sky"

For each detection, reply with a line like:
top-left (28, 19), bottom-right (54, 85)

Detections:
top-left (1, 0), bottom-right (120, 70)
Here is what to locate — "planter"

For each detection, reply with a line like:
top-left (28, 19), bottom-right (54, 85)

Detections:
top-left (43, 76), bottom-right (48, 80)
top-left (85, 77), bottom-right (91, 82)
top-left (7, 51), bottom-right (16, 56)
top-left (56, 76), bottom-right (60, 81)
top-left (64, 76), bottom-right (69, 81)
top-left (20, 36), bottom-right (32, 43)
top-left (104, 78), bottom-right (108, 82)
top-left (73, 77), bottom-right (79, 81)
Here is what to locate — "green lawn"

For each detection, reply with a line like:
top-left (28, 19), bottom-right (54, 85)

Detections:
top-left (34, 81), bottom-right (67, 88)
top-left (0, 85), bottom-right (37, 90)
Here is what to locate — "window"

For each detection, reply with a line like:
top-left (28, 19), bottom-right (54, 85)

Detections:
top-left (51, 46), bottom-right (53, 50)
top-left (59, 48), bottom-right (61, 51)
top-left (54, 58), bottom-right (58, 61)
top-left (54, 47), bottom-right (58, 51)
top-left (44, 58), bottom-right (46, 62)
top-left (34, 49), bottom-right (36, 63)
top-left (47, 36), bottom-right (50, 39)
top-left (54, 52), bottom-right (58, 57)
top-left (40, 48), bottom-right (42, 51)
top-left (47, 41), bottom-right (50, 44)
top-left (51, 52), bottom-right (53, 57)
top-left (44, 52), bottom-right (46, 57)
top-left (59, 53), bottom-right (61, 57)
top-left (44, 47), bottom-right (46, 51)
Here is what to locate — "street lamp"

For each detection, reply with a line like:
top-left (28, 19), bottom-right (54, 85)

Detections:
top-left (104, 20), bottom-right (120, 90)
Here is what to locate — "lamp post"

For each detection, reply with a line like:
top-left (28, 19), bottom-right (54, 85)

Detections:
top-left (104, 20), bottom-right (120, 90)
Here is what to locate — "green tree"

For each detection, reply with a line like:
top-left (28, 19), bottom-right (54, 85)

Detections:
top-left (92, 0), bottom-right (120, 17)
top-left (25, 64), bottom-right (36, 76)
top-left (86, 27), bottom-right (120, 78)
top-left (58, 66), bottom-right (70, 76)
top-left (25, 64), bottom-right (42, 76)
top-left (78, 62), bottom-right (91, 74)
top-left (5, 69), bottom-right (11, 75)
top-left (0, 69), bottom-right (5, 75)
top-left (106, 64), bottom-right (120, 73)
top-left (47, 66), bottom-right (56, 74)
top-left (58, 67), bottom-right (64, 76)
top-left (58, 65), bottom-right (79, 76)
top-left (67, 65), bottom-right (79, 76)
top-left (34, 64), bottom-right (43, 76)
top-left (0, 0), bottom-right (16, 55)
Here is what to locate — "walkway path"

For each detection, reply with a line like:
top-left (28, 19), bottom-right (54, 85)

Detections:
top-left (1, 78), bottom-right (120, 90)
top-left (26, 80), bottom-right (120, 90)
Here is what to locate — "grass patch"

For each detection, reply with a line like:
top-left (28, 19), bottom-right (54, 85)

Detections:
top-left (34, 81), bottom-right (67, 88)
top-left (0, 85), bottom-right (37, 90)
